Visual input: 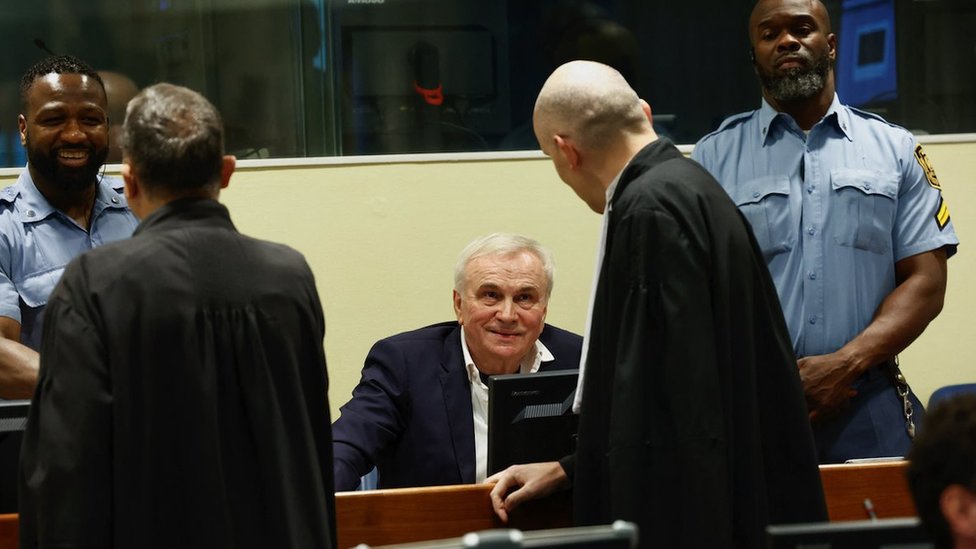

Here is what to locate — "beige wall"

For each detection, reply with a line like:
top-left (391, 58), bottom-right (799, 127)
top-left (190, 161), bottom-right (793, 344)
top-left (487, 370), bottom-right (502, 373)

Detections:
top-left (896, 143), bottom-right (975, 404)
top-left (2, 142), bottom-right (972, 417)
top-left (219, 158), bottom-right (601, 419)
top-left (223, 143), bottom-right (976, 417)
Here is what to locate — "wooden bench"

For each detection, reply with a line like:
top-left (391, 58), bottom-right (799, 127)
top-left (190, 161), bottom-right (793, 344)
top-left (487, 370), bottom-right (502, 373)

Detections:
top-left (0, 461), bottom-right (917, 548)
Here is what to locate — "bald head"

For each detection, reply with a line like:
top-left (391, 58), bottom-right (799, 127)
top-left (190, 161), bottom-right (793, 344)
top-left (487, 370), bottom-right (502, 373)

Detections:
top-left (533, 60), bottom-right (649, 154)
top-left (749, 0), bottom-right (831, 45)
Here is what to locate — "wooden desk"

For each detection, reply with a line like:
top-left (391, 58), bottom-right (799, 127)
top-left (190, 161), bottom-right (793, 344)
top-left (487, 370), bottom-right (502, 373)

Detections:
top-left (0, 515), bottom-right (15, 549)
top-left (335, 461), bottom-right (918, 547)
top-left (0, 462), bottom-right (917, 549)
top-left (819, 461), bottom-right (917, 521)
top-left (336, 484), bottom-right (571, 548)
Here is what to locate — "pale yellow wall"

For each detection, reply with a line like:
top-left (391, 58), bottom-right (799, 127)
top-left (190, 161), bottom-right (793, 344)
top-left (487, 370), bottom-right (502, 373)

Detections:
top-left (1, 143), bottom-right (972, 417)
top-left (896, 143), bottom-right (976, 404)
top-left (218, 158), bottom-right (601, 419)
top-left (219, 143), bottom-right (975, 417)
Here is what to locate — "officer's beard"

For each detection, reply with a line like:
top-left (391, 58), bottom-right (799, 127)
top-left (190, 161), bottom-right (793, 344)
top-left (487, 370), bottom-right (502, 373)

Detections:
top-left (25, 133), bottom-right (108, 193)
top-left (758, 50), bottom-right (833, 103)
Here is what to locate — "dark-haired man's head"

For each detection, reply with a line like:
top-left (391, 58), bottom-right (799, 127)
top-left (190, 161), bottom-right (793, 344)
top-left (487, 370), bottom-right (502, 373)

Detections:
top-left (19, 55), bottom-right (105, 109)
top-left (120, 83), bottom-right (234, 219)
top-left (907, 393), bottom-right (976, 549)
top-left (18, 55), bottom-right (109, 193)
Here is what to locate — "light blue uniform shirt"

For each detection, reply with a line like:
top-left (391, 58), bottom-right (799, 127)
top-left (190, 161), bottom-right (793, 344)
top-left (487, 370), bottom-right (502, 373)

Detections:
top-left (693, 95), bottom-right (959, 359)
top-left (0, 168), bottom-right (138, 349)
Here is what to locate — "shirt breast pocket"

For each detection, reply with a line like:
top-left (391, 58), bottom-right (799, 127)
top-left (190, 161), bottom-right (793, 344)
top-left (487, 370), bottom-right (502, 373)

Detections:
top-left (830, 169), bottom-right (898, 255)
top-left (19, 267), bottom-right (63, 309)
top-left (731, 176), bottom-right (794, 259)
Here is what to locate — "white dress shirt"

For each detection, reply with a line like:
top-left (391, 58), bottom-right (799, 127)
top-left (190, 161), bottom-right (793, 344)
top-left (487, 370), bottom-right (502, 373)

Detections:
top-left (460, 331), bottom-right (554, 482)
top-left (574, 169), bottom-right (624, 413)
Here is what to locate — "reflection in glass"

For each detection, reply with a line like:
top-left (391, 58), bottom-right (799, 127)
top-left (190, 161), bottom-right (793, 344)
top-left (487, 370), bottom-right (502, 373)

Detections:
top-left (0, 0), bottom-right (974, 168)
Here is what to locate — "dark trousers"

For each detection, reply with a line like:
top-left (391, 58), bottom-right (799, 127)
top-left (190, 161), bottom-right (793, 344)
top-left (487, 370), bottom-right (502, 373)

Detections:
top-left (813, 365), bottom-right (925, 464)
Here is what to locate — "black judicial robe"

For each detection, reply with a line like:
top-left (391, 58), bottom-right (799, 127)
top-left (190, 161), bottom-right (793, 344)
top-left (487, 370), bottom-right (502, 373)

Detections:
top-left (571, 140), bottom-right (827, 548)
top-left (19, 198), bottom-right (336, 549)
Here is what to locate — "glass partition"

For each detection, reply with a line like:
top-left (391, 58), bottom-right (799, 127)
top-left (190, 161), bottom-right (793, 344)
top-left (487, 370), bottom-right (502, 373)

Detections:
top-left (2, 0), bottom-right (974, 168)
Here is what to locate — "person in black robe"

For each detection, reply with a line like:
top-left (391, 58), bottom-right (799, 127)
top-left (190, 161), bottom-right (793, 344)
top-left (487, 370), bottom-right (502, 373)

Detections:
top-left (488, 60), bottom-right (827, 547)
top-left (18, 83), bottom-right (336, 549)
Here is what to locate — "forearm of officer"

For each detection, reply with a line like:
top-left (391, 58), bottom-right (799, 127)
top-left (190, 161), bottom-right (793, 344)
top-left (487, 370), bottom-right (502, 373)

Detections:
top-left (0, 317), bottom-right (40, 400)
top-left (799, 249), bottom-right (947, 419)
top-left (834, 248), bottom-right (948, 374)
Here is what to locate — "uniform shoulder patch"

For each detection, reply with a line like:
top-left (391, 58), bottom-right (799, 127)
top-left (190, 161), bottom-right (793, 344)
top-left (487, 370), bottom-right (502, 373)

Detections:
top-left (935, 196), bottom-right (951, 231)
top-left (914, 144), bottom-right (941, 190)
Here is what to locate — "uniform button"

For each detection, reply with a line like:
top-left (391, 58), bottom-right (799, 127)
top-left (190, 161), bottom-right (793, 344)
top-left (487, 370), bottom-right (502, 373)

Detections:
top-left (111, 196), bottom-right (120, 204)
top-left (807, 226), bottom-right (816, 235)
top-left (809, 316), bottom-right (817, 325)
top-left (864, 184), bottom-right (872, 191)
top-left (809, 272), bottom-right (817, 280)
top-left (807, 186), bottom-right (815, 194)
top-left (26, 210), bottom-right (35, 218)
top-left (753, 191), bottom-right (760, 199)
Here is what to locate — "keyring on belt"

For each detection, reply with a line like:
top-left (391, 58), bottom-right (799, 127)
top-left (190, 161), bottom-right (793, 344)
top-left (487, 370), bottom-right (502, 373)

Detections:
top-left (886, 356), bottom-right (916, 439)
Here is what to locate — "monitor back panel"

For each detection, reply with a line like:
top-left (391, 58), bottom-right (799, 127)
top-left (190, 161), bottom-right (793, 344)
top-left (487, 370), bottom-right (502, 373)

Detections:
top-left (487, 369), bottom-right (579, 476)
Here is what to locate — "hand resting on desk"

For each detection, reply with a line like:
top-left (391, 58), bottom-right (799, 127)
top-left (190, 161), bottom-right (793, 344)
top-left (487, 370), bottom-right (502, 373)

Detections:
top-left (486, 461), bottom-right (569, 523)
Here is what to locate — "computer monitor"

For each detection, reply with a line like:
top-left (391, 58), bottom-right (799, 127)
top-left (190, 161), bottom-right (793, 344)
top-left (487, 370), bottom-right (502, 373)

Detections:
top-left (0, 400), bottom-right (29, 434)
top-left (0, 400), bottom-right (29, 512)
top-left (517, 521), bottom-right (637, 548)
top-left (765, 517), bottom-right (934, 549)
top-left (487, 369), bottom-right (579, 476)
top-left (354, 521), bottom-right (638, 549)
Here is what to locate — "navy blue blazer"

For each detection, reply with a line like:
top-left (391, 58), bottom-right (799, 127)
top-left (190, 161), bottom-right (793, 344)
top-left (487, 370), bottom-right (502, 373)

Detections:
top-left (331, 321), bottom-right (582, 491)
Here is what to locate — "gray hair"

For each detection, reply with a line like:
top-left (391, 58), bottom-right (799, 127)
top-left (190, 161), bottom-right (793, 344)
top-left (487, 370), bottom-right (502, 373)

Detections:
top-left (453, 233), bottom-right (555, 300)
top-left (121, 82), bottom-right (224, 192)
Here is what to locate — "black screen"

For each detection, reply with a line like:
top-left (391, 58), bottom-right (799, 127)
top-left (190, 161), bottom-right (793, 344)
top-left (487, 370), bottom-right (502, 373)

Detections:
top-left (765, 517), bottom-right (933, 549)
top-left (487, 369), bottom-right (579, 476)
top-left (0, 400), bottom-right (29, 512)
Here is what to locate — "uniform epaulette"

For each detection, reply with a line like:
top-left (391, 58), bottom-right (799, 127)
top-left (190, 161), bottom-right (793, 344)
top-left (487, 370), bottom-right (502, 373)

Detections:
top-left (698, 110), bottom-right (757, 142)
top-left (846, 105), bottom-right (909, 133)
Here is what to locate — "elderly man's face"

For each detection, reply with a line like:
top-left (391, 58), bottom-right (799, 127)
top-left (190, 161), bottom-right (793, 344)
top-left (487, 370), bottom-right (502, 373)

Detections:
top-left (453, 250), bottom-right (548, 375)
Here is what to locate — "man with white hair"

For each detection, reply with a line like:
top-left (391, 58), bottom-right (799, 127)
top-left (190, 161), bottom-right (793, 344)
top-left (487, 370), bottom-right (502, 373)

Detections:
top-left (331, 233), bottom-right (582, 491)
